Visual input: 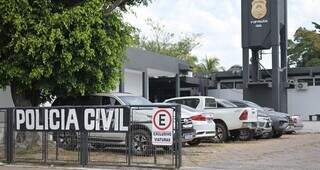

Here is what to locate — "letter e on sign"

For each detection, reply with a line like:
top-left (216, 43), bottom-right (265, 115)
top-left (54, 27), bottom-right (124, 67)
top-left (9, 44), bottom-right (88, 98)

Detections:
top-left (152, 108), bottom-right (173, 146)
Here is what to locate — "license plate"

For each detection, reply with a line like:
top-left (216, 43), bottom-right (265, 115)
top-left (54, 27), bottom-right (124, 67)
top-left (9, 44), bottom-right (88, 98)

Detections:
top-left (183, 133), bottom-right (193, 140)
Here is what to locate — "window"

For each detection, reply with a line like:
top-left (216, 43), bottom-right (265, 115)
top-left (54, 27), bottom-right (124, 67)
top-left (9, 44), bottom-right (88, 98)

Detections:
top-left (315, 78), bottom-right (320, 86)
top-left (235, 82), bottom-right (243, 89)
top-left (205, 98), bottom-right (217, 108)
top-left (118, 96), bottom-right (152, 105)
top-left (298, 79), bottom-right (314, 86)
top-left (220, 82), bottom-right (234, 89)
top-left (217, 103), bottom-right (224, 108)
top-left (102, 97), bottom-right (121, 105)
top-left (167, 99), bottom-right (200, 109)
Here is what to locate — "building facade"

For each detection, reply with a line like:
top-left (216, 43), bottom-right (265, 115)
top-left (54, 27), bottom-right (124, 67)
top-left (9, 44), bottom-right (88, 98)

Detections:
top-left (208, 67), bottom-right (320, 120)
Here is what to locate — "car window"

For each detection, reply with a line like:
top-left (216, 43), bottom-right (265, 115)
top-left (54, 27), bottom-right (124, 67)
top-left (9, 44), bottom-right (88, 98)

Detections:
top-left (102, 97), bottom-right (121, 105)
top-left (166, 99), bottom-right (199, 109)
top-left (205, 98), bottom-right (217, 108)
top-left (118, 96), bottom-right (152, 105)
top-left (217, 103), bottom-right (225, 108)
top-left (217, 100), bottom-right (237, 108)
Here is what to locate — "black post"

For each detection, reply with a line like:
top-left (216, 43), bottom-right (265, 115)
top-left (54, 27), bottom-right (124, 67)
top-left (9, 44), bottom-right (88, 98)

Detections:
top-left (80, 132), bottom-right (88, 166)
top-left (175, 74), bottom-right (180, 97)
top-left (243, 48), bottom-right (250, 89)
top-left (6, 109), bottom-right (14, 164)
top-left (175, 105), bottom-right (182, 168)
top-left (272, 45), bottom-right (281, 111)
top-left (251, 49), bottom-right (260, 82)
top-left (280, 0), bottom-right (288, 113)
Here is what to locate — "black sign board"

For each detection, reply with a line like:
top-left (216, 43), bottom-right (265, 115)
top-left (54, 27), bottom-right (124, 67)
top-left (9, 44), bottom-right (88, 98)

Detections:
top-left (242, 0), bottom-right (286, 50)
top-left (14, 107), bottom-right (130, 132)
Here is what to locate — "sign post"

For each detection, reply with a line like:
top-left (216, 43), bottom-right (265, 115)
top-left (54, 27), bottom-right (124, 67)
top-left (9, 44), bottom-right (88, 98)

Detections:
top-left (152, 108), bottom-right (173, 146)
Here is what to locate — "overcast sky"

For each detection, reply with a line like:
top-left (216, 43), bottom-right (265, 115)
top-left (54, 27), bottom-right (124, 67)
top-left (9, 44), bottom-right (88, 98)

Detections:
top-left (124, 0), bottom-right (320, 69)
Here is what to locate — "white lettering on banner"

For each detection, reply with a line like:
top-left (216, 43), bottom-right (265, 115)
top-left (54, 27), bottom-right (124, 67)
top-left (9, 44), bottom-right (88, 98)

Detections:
top-left (35, 109), bottom-right (43, 130)
top-left (85, 109), bottom-right (95, 130)
top-left (14, 108), bottom-right (128, 132)
top-left (119, 109), bottom-right (128, 131)
top-left (25, 109), bottom-right (35, 130)
top-left (50, 109), bottom-right (60, 130)
top-left (16, 109), bottom-right (25, 130)
top-left (95, 109), bottom-right (100, 131)
top-left (152, 108), bottom-right (173, 146)
top-left (65, 109), bottom-right (79, 130)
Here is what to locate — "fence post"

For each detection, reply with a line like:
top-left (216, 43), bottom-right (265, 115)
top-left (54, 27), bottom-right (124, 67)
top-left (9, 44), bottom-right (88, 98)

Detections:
top-left (6, 108), bottom-right (14, 164)
top-left (175, 105), bottom-right (182, 168)
top-left (79, 131), bottom-right (88, 166)
top-left (127, 107), bottom-right (132, 166)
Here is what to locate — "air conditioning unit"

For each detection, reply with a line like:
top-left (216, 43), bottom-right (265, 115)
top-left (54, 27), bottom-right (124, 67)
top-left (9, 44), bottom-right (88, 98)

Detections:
top-left (295, 82), bottom-right (308, 90)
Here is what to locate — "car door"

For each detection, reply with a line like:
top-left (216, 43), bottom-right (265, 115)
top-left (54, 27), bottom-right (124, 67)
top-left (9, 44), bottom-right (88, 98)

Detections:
top-left (90, 96), bottom-right (126, 141)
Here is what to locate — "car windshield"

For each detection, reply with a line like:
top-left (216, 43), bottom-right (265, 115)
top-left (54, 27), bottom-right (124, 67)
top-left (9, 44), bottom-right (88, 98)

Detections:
top-left (118, 96), bottom-right (152, 105)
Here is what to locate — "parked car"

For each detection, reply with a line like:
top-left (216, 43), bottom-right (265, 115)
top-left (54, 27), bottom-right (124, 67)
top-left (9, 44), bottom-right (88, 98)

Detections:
top-left (215, 99), bottom-right (272, 139)
top-left (285, 115), bottom-right (304, 133)
top-left (230, 100), bottom-right (289, 138)
top-left (156, 103), bottom-right (216, 146)
top-left (52, 93), bottom-right (195, 155)
top-left (164, 96), bottom-right (258, 142)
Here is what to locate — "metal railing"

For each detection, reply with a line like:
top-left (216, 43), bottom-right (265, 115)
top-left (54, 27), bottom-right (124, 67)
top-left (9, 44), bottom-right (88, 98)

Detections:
top-left (0, 105), bottom-right (182, 169)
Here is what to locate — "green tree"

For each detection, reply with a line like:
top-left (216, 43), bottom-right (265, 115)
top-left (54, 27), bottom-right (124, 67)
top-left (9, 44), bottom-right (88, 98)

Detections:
top-left (195, 56), bottom-right (223, 75)
top-left (0, 0), bottom-right (149, 107)
top-left (288, 22), bottom-right (320, 67)
top-left (0, 0), bottom-right (149, 148)
top-left (134, 19), bottom-right (200, 69)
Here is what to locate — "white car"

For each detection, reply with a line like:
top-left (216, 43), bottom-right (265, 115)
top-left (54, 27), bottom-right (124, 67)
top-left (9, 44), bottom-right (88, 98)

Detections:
top-left (180, 105), bottom-right (216, 146)
top-left (165, 96), bottom-right (258, 142)
top-left (285, 115), bottom-right (304, 133)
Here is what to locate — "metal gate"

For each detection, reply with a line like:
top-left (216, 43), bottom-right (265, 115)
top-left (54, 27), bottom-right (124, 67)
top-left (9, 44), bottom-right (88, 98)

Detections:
top-left (0, 104), bottom-right (182, 169)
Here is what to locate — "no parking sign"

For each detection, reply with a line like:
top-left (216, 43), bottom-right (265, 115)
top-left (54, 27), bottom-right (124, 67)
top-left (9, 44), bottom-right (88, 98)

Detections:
top-left (152, 108), bottom-right (173, 146)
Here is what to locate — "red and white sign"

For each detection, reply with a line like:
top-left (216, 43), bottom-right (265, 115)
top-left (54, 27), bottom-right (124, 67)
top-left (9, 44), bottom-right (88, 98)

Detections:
top-left (152, 108), bottom-right (173, 146)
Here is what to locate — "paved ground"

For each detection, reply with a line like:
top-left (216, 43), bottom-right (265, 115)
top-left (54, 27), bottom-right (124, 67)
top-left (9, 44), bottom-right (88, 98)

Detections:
top-left (1, 126), bottom-right (320, 170)
top-left (182, 133), bottom-right (320, 170)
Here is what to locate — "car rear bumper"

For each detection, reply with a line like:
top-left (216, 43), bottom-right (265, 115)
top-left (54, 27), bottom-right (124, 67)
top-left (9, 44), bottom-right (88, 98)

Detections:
top-left (285, 124), bottom-right (304, 132)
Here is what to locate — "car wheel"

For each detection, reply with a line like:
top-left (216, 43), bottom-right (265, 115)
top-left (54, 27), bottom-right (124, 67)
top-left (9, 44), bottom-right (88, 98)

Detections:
top-left (131, 129), bottom-right (152, 156)
top-left (272, 130), bottom-right (283, 138)
top-left (237, 129), bottom-right (254, 141)
top-left (187, 139), bottom-right (201, 146)
top-left (61, 132), bottom-right (77, 150)
top-left (215, 123), bottom-right (228, 143)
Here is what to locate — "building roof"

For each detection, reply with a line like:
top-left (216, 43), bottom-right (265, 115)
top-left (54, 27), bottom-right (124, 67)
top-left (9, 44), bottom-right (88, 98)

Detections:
top-left (125, 48), bottom-right (190, 74)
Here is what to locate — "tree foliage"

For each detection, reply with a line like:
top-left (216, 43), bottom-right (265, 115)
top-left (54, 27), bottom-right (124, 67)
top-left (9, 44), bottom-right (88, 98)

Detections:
top-left (134, 19), bottom-right (200, 69)
top-left (288, 22), bottom-right (320, 68)
top-left (195, 56), bottom-right (223, 75)
top-left (0, 0), bottom-right (148, 106)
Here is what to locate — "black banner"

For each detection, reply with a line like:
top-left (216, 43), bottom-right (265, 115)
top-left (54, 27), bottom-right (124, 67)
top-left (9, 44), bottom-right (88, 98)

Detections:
top-left (14, 107), bottom-right (129, 132)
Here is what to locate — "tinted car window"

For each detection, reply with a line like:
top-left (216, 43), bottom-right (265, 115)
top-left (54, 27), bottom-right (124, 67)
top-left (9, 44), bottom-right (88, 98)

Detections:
top-left (102, 97), bottom-right (121, 105)
top-left (167, 99), bottom-right (200, 109)
top-left (52, 96), bottom-right (101, 106)
top-left (205, 98), bottom-right (217, 108)
top-left (118, 96), bottom-right (152, 105)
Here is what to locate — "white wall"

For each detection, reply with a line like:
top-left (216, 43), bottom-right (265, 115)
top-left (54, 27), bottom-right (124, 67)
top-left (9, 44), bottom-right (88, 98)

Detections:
top-left (124, 69), bottom-right (143, 96)
top-left (288, 86), bottom-right (320, 120)
top-left (208, 89), bottom-right (243, 100)
top-left (209, 87), bottom-right (320, 120)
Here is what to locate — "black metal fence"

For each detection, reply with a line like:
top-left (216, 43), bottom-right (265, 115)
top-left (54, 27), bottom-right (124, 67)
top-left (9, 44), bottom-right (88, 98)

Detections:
top-left (0, 105), bottom-right (182, 169)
